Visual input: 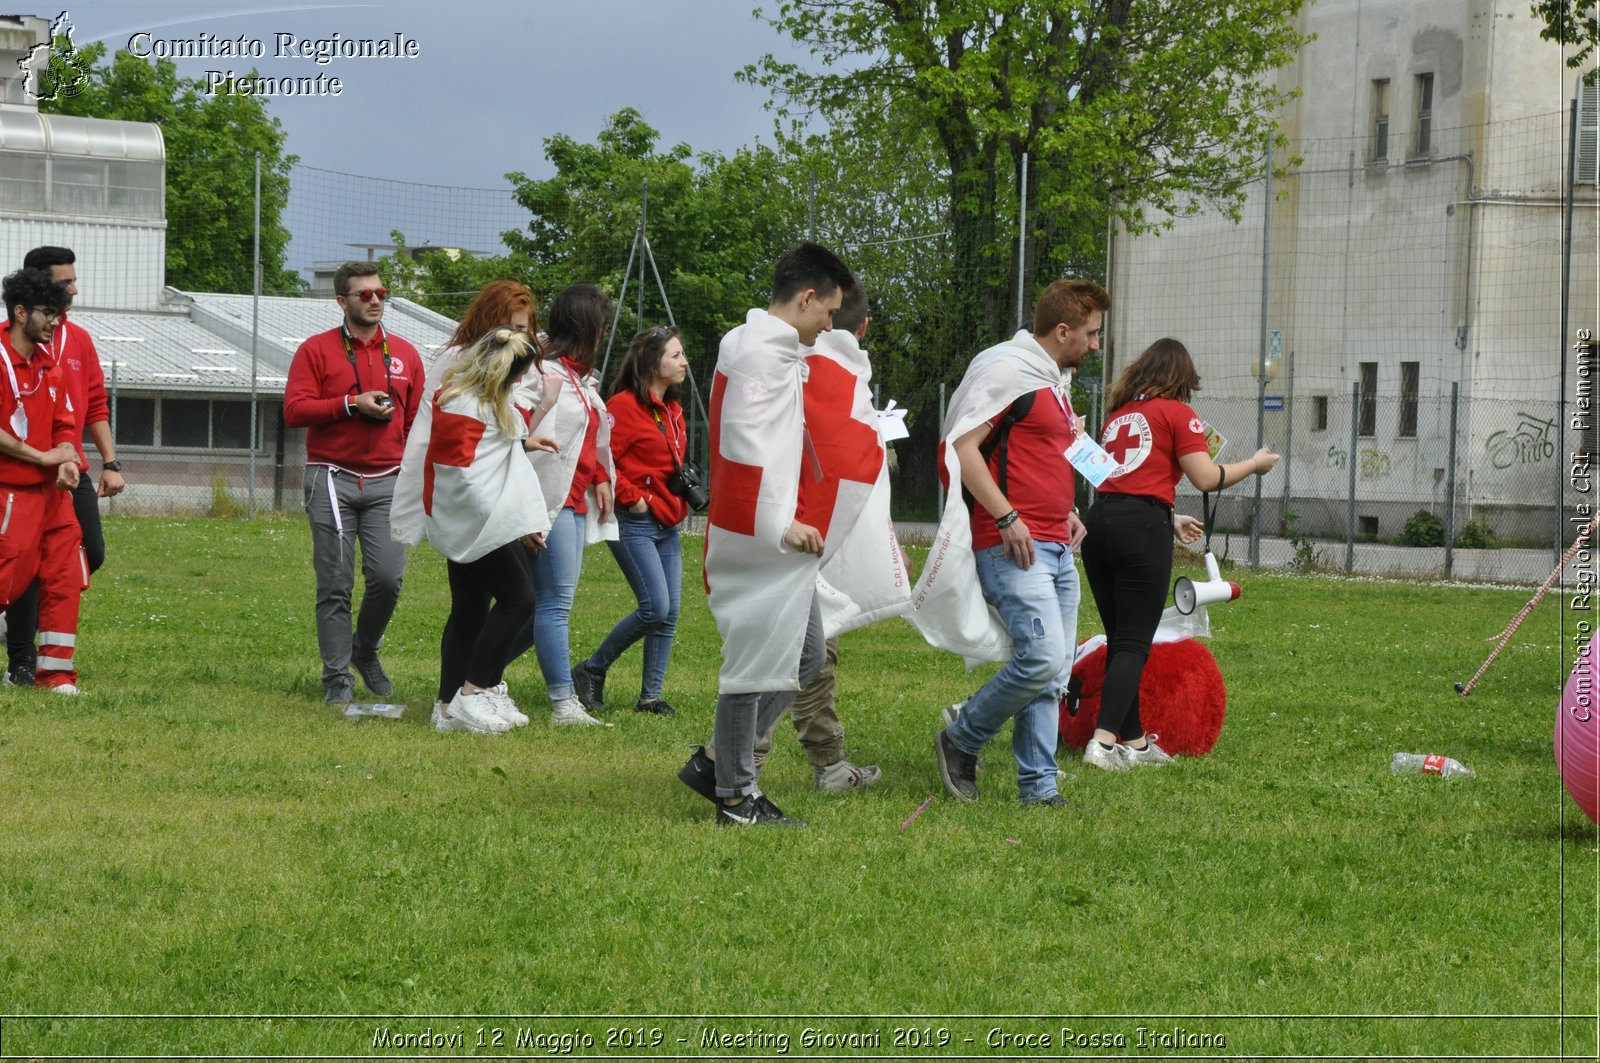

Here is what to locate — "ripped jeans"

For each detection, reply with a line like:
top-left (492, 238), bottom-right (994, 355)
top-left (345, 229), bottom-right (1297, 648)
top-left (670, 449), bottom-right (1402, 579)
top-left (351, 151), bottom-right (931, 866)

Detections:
top-left (945, 541), bottom-right (1080, 801)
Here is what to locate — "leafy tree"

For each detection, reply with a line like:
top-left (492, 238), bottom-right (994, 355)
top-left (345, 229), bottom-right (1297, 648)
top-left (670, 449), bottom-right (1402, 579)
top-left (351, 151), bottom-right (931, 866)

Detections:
top-left (1533, 0), bottom-right (1600, 75)
top-left (744, 0), bottom-right (1308, 343)
top-left (42, 44), bottom-right (302, 294)
top-left (503, 108), bottom-right (810, 378)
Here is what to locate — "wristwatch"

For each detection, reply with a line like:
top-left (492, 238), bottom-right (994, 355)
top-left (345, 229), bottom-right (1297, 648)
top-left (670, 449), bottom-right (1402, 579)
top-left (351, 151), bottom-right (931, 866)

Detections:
top-left (102, 460), bottom-right (122, 472)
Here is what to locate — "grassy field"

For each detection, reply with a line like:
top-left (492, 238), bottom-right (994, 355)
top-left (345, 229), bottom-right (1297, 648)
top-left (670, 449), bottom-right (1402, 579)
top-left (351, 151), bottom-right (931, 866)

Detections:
top-left (0, 516), bottom-right (1594, 1059)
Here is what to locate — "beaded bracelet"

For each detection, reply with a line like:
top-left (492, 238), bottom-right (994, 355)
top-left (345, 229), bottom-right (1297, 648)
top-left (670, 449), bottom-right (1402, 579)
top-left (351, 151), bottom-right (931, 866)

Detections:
top-left (995, 509), bottom-right (1021, 530)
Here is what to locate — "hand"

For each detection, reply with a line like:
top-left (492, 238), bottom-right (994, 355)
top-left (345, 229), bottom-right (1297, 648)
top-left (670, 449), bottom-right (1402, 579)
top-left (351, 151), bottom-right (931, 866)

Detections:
top-left (41, 442), bottom-right (78, 467)
top-left (784, 520), bottom-right (825, 555)
top-left (1067, 510), bottom-right (1088, 548)
top-left (537, 370), bottom-right (563, 413)
top-left (1251, 447), bottom-right (1281, 475)
top-left (56, 460), bottom-right (80, 490)
top-left (523, 435), bottom-right (559, 454)
top-left (595, 481), bottom-right (613, 523)
top-left (520, 532), bottom-right (546, 552)
top-left (629, 498), bottom-right (649, 515)
top-left (999, 516), bottom-right (1034, 569)
top-left (1173, 513), bottom-right (1204, 544)
top-left (352, 390), bottom-right (395, 421)
top-left (98, 468), bottom-right (126, 497)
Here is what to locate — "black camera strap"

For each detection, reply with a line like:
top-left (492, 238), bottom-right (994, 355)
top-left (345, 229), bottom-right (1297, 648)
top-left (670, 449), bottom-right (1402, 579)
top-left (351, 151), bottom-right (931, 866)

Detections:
top-left (341, 323), bottom-right (395, 404)
top-left (650, 402), bottom-right (685, 474)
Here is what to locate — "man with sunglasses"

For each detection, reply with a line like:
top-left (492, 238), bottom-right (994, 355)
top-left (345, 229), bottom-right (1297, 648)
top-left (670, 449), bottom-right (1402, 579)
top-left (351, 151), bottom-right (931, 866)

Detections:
top-left (0, 270), bottom-right (84, 691)
top-left (285, 262), bottom-right (424, 705)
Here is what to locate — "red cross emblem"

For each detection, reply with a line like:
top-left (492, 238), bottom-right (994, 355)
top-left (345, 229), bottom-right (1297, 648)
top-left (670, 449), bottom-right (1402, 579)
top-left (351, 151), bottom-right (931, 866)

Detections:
top-left (423, 405), bottom-right (484, 515)
top-left (1105, 422), bottom-right (1144, 463)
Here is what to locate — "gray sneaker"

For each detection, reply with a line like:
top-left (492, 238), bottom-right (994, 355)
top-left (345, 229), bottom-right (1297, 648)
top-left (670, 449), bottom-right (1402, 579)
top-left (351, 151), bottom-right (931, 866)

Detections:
top-left (551, 696), bottom-right (611, 727)
top-left (351, 653), bottom-right (393, 699)
top-left (935, 728), bottom-right (979, 802)
top-left (814, 759), bottom-right (883, 794)
top-left (324, 678), bottom-right (355, 705)
top-left (1122, 736), bottom-right (1175, 767)
top-left (1082, 740), bottom-right (1129, 772)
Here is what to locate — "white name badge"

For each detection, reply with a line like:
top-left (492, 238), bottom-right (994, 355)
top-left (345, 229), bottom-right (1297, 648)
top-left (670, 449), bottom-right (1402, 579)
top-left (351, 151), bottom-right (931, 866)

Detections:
top-left (1065, 434), bottom-right (1117, 486)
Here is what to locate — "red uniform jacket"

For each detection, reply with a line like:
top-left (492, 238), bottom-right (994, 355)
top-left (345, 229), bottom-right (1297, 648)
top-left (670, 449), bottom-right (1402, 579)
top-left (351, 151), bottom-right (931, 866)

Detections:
top-left (0, 330), bottom-right (77, 488)
top-left (51, 314), bottom-right (109, 467)
top-left (284, 325), bottom-right (424, 473)
top-left (607, 389), bottom-right (689, 527)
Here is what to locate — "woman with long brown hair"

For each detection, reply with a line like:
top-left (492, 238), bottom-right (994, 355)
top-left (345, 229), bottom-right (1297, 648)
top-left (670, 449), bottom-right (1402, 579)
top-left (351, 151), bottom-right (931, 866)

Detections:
top-left (1079, 338), bottom-right (1279, 769)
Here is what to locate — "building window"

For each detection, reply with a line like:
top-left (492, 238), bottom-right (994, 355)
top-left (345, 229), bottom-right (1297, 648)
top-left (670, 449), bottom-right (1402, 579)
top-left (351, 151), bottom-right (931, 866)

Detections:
top-left (1313, 395), bottom-right (1329, 431)
top-left (114, 396), bottom-right (261, 450)
top-left (1399, 362), bottom-right (1419, 437)
top-left (1372, 79), bottom-right (1390, 161)
top-left (1358, 362), bottom-right (1378, 437)
top-left (1414, 73), bottom-right (1433, 156)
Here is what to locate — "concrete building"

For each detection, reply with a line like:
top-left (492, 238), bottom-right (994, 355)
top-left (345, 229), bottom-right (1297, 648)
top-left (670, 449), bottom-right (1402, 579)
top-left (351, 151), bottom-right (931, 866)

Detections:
top-left (1106, 0), bottom-right (1596, 546)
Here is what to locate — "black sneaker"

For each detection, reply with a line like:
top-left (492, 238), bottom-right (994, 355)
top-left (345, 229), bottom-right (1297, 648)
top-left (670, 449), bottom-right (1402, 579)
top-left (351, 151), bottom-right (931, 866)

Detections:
top-left (715, 793), bottom-right (806, 827)
top-left (571, 660), bottom-right (606, 712)
top-left (1022, 793), bottom-right (1070, 808)
top-left (935, 728), bottom-right (979, 802)
top-left (635, 697), bottom-right (677, 716)
top-left (3, 663), bottom-right (35, 688)
top-left (677, 746), bottom-right (718, 802)
top-left (324, 677), bottom-right (355, 705)
top-left (350, 654), bottom-right (393, 699)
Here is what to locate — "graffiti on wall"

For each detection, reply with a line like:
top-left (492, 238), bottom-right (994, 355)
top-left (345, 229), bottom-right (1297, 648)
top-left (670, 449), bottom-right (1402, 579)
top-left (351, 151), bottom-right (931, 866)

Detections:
top-left (1485, 412), bottom-right (1557, 470)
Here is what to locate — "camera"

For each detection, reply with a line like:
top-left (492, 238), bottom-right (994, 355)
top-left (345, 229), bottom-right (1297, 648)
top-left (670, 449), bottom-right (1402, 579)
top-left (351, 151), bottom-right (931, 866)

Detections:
top-left (666, 463), bottom-right (709, 512)
top-left (373, 394), bottom-right (393, 408)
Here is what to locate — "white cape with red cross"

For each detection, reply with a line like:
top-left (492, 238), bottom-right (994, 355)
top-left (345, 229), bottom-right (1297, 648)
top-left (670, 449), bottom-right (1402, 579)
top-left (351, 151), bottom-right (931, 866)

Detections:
top-left (804, 328), bottom-right (913, 638)
top-left (908, 330), bottom-right (1075, 669)
top-left (393, 352), bottom-right (550, 564)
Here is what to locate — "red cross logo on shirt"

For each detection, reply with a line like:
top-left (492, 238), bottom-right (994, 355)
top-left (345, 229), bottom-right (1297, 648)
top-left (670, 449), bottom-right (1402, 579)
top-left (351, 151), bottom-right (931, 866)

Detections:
top-left (1105, 422), bottom-right (1144, 464)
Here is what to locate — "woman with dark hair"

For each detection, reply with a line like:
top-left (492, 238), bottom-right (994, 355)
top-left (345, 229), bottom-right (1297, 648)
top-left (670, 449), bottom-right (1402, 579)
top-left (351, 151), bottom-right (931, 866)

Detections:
top-left (395, 327), bottom-right (554, 733)
top-left (569, 325), bottom-right (691, 716)
top-left (1079, 337), bottom-right (1279, 769)
top-left (507, 284), bottom-right (617, 726)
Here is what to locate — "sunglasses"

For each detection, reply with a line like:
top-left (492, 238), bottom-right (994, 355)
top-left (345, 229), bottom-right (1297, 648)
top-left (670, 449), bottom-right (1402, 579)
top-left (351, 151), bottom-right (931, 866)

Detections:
top-left (343, 287), bottom-right (390, 303)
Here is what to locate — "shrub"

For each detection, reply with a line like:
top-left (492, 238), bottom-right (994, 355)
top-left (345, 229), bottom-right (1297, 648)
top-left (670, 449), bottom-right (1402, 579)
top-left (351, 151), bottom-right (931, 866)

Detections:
top-left (1454, 520), bottom-right (1498, 549)
top-left (1398, 509), bottom-right (1445, 547)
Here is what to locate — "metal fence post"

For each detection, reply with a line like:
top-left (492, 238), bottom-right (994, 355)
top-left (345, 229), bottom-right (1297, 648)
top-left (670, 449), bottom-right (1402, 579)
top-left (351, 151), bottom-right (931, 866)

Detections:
top-left (1445, 382), bottom-right (1459, 576)
top-left (1346, 381), bottom-right (1359, 573)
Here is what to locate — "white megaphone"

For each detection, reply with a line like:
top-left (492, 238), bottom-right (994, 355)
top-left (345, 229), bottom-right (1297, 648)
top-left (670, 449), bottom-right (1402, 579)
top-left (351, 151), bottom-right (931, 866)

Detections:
top-left (1173, 552), bottom-right (1241, 615)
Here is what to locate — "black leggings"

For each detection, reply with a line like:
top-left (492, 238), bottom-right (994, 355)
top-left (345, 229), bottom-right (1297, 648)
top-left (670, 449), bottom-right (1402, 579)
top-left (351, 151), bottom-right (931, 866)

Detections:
top-left (439, 540), bottom-right (536, 703)
top-left (1080, 494), bottom-right (1174, 742)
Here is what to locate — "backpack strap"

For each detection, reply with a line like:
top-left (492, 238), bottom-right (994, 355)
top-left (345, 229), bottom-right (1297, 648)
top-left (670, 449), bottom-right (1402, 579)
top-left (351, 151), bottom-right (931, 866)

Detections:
top-left (963, 390), bottom-right (1037, 510)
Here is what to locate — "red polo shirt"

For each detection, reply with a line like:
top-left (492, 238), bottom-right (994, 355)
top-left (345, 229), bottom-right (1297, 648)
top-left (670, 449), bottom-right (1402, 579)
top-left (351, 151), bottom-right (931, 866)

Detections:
top-left (284, 325), bottom-right (424, 473)
top-left (969, 387), bottom-right (1078, 550)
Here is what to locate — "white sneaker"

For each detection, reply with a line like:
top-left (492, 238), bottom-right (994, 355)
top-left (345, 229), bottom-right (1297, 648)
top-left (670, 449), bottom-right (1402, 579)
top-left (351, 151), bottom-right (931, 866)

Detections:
top-left (485, 683), bottom-right (529, 727)
top-left (1122, 735), bottom-right (1175, 767)
top-left (46, 682), bottom-right (82, 696)
top-left (434, 689), bottom-right (511, 734)
top-left (1082, 740), bottom-right (1128, 772)
top-left (551, 695), bottom-right (611, 727)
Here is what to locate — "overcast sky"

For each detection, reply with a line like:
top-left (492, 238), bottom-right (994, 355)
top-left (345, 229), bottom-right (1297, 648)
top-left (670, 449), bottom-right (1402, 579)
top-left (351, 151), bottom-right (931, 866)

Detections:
top-left (46, 0), bottom-right (821, 275)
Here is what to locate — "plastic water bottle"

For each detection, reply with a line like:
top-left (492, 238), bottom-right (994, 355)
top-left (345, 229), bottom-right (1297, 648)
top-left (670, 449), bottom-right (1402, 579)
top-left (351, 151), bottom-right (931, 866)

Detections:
top-left (1391, 752), bottom-right (1476, 778)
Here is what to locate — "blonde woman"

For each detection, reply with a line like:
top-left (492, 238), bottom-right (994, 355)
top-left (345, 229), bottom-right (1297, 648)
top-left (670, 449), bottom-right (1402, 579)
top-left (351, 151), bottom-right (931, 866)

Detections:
top-left (401, 326), bottom-right (556, 733)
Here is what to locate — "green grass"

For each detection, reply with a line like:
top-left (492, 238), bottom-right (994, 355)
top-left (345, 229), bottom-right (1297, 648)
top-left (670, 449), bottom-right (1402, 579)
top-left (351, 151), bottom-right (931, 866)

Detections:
top-left (0, 517), bottom-right (1595, 1058)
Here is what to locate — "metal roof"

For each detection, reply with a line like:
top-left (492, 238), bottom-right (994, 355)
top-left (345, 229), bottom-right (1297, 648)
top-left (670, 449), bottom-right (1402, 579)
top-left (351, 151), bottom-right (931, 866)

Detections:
top-left (70, 291), bottom-right (458, 396)
top-left (0, 109), bottom-right (164, 160)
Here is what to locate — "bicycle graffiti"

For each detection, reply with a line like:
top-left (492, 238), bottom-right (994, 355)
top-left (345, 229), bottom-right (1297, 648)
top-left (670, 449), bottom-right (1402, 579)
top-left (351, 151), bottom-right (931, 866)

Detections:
top-left (1485, 411), bottom-right (1558, 470)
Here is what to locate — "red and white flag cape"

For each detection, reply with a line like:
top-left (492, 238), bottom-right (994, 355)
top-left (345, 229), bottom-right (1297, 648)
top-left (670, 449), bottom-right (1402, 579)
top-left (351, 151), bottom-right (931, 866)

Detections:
top-left (513, 361), bottom-right (618, 545)
top-left (393, 349), bottom-right (550, 562)
top-left (908, 330), bottom-right (1075, 668)
top-left (803, 328), bottom-right (912, 637)
top-left (705, 309), bottom-right (819, 694)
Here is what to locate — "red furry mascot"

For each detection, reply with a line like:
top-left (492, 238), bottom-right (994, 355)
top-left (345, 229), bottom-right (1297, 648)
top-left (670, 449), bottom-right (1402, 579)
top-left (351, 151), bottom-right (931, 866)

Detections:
top-left (1059, 611), bottom-right (1228, 757)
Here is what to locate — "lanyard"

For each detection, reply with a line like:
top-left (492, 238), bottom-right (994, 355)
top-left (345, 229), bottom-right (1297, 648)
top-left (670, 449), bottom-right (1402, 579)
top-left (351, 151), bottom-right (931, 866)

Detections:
top-left (341, 324), bottom-right (393, 400)
top-left (649, 402), bottom-right (682, 463)
top-left (561, 359), bottom-right (591, 420)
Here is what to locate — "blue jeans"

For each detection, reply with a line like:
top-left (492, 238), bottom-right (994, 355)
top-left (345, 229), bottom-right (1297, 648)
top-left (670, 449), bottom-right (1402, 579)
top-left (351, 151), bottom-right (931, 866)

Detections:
top-left (509, 507), bottom-right (584, 701)
top-left (585, 510), bottom-right (682, 700)
top-left (948, 541), bottom-right (1081, 802)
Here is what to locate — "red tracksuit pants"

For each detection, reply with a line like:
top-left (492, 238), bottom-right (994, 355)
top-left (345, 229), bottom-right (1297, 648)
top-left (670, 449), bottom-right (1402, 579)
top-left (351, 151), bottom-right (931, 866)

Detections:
top-left (0, 484), bottom-right (85, 686)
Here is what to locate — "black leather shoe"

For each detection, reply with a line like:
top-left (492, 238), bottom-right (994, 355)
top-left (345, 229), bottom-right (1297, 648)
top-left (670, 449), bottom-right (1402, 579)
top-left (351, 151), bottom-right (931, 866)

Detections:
top-left (635, 697), bottom-right (677, 716)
